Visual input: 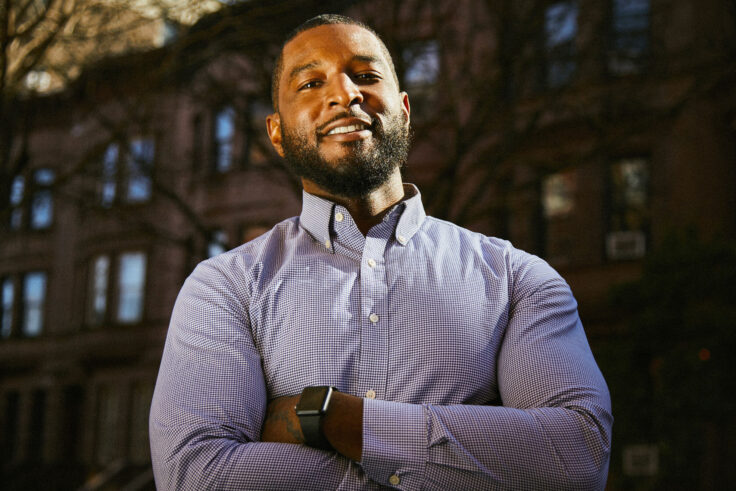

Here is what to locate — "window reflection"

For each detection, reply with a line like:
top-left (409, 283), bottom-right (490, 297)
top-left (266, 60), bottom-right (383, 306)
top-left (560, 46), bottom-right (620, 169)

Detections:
top-left (22, 272), bottom-right (47, 337)
top-left (117, 252), bottom-right (146, 323)
top-left (126, 139), bottom-right (154, 202)
top-left (545, 1), bottom-right (578, 87)
top-left (9, 176), bottom-right (24, 230)
top-left (88, 255), bottom-right (110, 326)
top-left (215, 106), bottom-right (236, 172)
top-left (1, 278), bottom-right (13, 338)
top-left (207, 229), bottom-right (228, 258)
top-left (610, 0), bottom-right (650, 75)
top-left (30, 168), bottom-right (55, 230)
top-left (101, 143), bottom-right (119, 207)
top-left (543, 171), bottom-right (577, 218)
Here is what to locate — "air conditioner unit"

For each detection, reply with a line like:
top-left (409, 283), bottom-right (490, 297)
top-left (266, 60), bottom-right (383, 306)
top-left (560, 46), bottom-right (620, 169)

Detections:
top-left (606, 231), bottom-right (646, 260)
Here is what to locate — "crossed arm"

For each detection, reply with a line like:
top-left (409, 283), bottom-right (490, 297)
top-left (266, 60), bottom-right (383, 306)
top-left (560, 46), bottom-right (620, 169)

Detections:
top-left (150, 261), bottom-right (612, 490)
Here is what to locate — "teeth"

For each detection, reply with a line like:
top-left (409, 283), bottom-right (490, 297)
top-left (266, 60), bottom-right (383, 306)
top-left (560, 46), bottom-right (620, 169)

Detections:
top-left (327, 124), bottom-right (366, 135)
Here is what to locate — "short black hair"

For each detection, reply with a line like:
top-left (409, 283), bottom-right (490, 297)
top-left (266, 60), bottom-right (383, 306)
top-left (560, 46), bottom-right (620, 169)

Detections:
top-left (270, 14), bottom-right (399, 111)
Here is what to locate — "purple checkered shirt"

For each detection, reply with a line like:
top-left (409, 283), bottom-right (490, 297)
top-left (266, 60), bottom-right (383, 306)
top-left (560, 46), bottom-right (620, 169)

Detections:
top-left (150, 184), bottom-right (612, 490)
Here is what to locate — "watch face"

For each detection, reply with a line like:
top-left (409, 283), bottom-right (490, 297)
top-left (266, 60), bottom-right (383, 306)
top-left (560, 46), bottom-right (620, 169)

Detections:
top-left (295, 386), bottom-right (332, 415)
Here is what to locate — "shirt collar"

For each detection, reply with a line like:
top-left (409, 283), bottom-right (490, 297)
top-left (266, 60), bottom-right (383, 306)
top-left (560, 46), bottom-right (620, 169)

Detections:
top-left (299, 183), bottom-right (426, 253)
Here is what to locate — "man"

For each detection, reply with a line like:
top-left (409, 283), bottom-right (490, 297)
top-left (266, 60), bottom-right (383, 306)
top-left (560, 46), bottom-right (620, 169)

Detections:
top-left (150, 14), bottom-right (612, 490)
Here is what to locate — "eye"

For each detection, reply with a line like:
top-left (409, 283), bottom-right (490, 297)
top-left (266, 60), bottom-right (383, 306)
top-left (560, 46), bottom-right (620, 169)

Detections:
top-left (298, 80), bottom-right (323, 90)
top-left (354, 72), bottom-right (381, 83)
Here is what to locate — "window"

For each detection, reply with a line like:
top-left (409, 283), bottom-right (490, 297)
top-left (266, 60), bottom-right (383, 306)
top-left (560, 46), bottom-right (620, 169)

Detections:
top-left (207, 229), bottom-right (228, 258)
top-left (541, 169), bottom-right (578, 264)
top-left (1, 278), bottom-right (13, 338)
top-left (545, 1), bottom-right (578, 87)
top-left (542, 170), bottom-right (577, 218)
top-left (607, 157), bottom-right (649, 259)
top-left (99, 138), bottom-right (154, 205)
top-left (7, 169), bottom-right (55, 230)
top-left (86, 252), bottom-right (147, 326)
top-left (214, 106), bottom-right (236, 173)
top-left (30, 168), bottom-right (55, 230)
top-left (22, 272), bottom-right (47, 337)
top-left (87, 255), bottom-right (110, 326)
top-left (402, 40), bottom-right (440, 119)
top-left (609, 0), bottom-right (650, 75)
top-left (403, 40), bottom-right (440, 88)
top-left (9, 175), bottom-right (24, 230)
top-left (116, 252), bottom-right (146, 323)
top-left (126, 138), bottom-right (154, 203)
top-left (0, 272), bottom-right (47, 338)
top-left (100, 143), bottom-right (119, 207)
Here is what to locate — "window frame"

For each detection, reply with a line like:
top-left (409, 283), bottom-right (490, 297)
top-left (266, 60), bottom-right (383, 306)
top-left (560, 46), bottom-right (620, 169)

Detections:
top-left (6, 167), bottom-right (56, 232)
top-left (84, 251), bottom-right (148, 327)
top-left (98, 137), bottom-right (156, 207)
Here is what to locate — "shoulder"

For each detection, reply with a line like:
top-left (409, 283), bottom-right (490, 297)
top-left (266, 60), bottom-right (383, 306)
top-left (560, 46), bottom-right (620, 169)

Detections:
top-left (187, 217), bottom-right (302, 293)
top-left (420, 216), bottom-right (564, 293)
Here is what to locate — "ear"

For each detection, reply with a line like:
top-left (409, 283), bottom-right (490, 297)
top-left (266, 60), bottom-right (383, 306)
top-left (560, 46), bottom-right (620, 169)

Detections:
top-left (266, 112), bottom-right (284, 157)
top-left (400, 91), bottom-right (410, 128)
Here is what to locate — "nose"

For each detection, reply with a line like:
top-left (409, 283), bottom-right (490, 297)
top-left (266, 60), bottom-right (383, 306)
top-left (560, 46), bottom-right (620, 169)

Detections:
top-left (328, 74), bottom-right (363, 107)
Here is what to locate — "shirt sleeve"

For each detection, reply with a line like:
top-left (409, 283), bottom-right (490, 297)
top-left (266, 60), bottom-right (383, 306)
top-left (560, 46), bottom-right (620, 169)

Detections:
top-left (359, 258), bottom-right (613, 490)
top-left (149, 258), bottom-right (379, 490)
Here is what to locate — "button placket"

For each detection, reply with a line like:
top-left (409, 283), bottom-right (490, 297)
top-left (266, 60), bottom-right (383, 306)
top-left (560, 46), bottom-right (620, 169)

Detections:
top-left (358, 233), bottom-right (390, 404)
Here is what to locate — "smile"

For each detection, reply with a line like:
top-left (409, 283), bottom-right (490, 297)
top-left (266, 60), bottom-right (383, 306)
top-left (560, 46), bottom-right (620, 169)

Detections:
top-left (326, 123), bottom-right (369, 135)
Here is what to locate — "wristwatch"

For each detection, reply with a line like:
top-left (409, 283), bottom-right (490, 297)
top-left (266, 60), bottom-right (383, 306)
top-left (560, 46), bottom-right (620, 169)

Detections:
top-left (295, 386), bottom-right (338, 450)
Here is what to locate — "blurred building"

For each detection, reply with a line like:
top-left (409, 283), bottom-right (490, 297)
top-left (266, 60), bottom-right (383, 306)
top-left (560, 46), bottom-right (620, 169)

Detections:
top-left (1, 0), bottom-right (734, 489)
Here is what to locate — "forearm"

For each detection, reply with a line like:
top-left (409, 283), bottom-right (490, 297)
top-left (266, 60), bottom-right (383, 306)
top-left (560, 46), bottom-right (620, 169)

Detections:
top-left (151, 427), bottom-right (354, 490)
top-left (262, 391), bottom-right (364, 461)
top-left (358, 398), bottom-right (611, 490)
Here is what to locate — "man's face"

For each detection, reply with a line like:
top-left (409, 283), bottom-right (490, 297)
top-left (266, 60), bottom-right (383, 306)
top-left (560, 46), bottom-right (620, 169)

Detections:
top-left (267, 23), bottom-right (411, 198)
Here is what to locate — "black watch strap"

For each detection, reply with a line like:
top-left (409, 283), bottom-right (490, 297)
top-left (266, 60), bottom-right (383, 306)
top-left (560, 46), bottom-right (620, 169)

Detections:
top-left (299, 413), bottom-right (332, 450)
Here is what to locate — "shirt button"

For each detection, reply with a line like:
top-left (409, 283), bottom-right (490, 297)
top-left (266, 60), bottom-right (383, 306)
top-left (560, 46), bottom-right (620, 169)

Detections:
top-left (335, 212), bottom-right (344, 222)
top-left (389, 474), bottom-right (400, 485)
top-left (365, 389), bottom-right (376, 399)
top-left (325, 239), bottom-right (331, 249)
top-left (369, 313), bottom-right (379, 323)
top-left (397, 235), bottom-right (407, 245)
top-left (367, 258), bottom-right (376, 268)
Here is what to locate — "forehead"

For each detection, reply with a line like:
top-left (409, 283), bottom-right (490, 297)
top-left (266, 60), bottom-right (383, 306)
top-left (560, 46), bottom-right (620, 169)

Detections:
top-left (281, 24), bottom-right (389, 79)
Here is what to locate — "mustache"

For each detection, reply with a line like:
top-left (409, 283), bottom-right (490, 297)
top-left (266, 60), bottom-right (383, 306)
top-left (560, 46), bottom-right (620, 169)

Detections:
top-left (316, 110), bottom-right (378, 135)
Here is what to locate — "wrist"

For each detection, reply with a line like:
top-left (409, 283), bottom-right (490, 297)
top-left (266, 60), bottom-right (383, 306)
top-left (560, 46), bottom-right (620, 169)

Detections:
top-left (322, 391), bottom-right (363, 461)
top-left (295, 386), bottom-right (338, 450)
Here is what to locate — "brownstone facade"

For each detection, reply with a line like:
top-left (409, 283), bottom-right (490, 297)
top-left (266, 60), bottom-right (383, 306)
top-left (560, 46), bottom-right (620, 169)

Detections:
top-left (1, 0), bottom-right (734, 489)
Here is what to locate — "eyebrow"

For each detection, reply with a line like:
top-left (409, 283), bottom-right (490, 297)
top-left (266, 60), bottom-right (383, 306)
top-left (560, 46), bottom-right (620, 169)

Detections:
top-left (288, 61), bottom-right (322, 84)
top-left (287, 55), bottom-right (384, 84)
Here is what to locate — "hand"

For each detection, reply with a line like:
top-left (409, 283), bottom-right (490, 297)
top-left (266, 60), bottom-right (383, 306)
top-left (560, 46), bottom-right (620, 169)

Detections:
top-left (260, 395), bottom-right (304, 444)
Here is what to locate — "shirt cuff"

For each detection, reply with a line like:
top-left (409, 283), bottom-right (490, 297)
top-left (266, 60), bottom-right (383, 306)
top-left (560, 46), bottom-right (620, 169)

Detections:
top-left (360, 398), bottom-right (427, 489)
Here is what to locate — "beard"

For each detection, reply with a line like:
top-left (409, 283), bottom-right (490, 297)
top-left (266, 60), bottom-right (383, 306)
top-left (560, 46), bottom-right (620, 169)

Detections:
top-left (280, 110), bottom-right (410, 198)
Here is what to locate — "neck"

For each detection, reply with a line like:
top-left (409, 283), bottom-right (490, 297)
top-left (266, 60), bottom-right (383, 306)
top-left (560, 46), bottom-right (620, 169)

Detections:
top-left (303, 168), bottom-right (405, 236)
